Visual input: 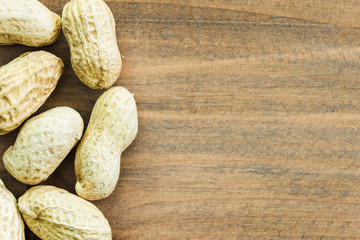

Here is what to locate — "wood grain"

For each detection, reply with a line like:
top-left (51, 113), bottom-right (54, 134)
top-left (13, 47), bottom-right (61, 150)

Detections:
top-left (1, 0), bottom-right (360, 239)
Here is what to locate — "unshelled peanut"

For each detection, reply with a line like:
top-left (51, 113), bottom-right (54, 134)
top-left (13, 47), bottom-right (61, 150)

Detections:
top-left (3, 107), bottom-right (84, 185)
top-left (0, 179), bottom-right (25, 240)
top-left (0, 51), bottom-right (64, 135)
top-left (75, 87), bottom-right (138, 200)
top-left (19, 185), bottom-right (112, 240)
top-left (0, 0), bottom-right (61, 46)
top-left (62, 0), bottom-right (122, 89)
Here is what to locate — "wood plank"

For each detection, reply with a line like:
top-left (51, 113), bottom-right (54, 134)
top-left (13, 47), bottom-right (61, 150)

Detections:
top-left (1, 0), bottom-right (360, 239)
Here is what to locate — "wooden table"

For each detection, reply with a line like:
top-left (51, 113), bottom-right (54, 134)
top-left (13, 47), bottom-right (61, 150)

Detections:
top-left (1, 0), bottom-right (360, 239)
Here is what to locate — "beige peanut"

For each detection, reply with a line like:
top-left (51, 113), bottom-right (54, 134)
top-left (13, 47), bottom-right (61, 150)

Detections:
top-left (0, 51), bottom-right (63, 135)
top-left (0, 179), bottom-right (25, 240)
top-left (19, 185), bottom-right (111, 240)
top-left (0, 0), bottom-right (61, 47)
top-left (62, 0), bottom-right (122, 89)
top-left (75, 87), bottom-right (138, 200)
top-left (3, 107), bottom-right (84, 185)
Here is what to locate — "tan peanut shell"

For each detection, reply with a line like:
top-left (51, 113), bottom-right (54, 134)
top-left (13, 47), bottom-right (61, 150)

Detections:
top-left (3, 107), bottom-right (84, 185)
top-left (62, 0), bottom-right (122, 89)
top-left (18, 185), bottom-right (112, 240)
top-left (0, 179), bottom-right (25, 240)
top-left (0, 0), bottom-right (61, 47)
top-left (75, 87), bottom-right (138, 200)
top-left (0, 51), bottom-right (64, 135)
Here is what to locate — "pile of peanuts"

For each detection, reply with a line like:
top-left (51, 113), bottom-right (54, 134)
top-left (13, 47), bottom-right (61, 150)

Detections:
top-left (0, 0), bottom-right (138, 239)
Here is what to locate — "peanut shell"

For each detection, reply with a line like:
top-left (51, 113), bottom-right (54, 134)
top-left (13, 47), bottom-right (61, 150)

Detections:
top-left (0, 179), bottom-right (25, 240)
top-left (0, 51), bottom-right (64, 135)
top-left (0, 0), bottom-right (61, 46)
top-left (62, 0), bottom-right (122, 89)
top-left (75, 87), bottom-right (138, 200)
top-left (3, 107), bottom-right (84, 185)
top-left (19, 185), bottom-right (111, 240)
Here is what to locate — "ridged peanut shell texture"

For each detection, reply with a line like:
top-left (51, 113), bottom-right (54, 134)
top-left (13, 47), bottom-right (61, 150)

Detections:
top-left (0, 179), bottom-right (25, 240)
top-left (62, 0), bottom-right (122, 89)
top-left (75, 87), bottom-right (138, 200)
top-left (18, 186), bottom-right (112, 240)
top-left (0, 51), bottom-right (64, 135)
top-left (3, 107), bottom-right (84, 185)
top-left (0, 0), bottom-right (61, 46)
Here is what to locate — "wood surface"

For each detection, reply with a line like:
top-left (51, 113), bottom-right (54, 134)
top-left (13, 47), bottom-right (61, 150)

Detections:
top-left (1, 0), bottom-right (360, 239)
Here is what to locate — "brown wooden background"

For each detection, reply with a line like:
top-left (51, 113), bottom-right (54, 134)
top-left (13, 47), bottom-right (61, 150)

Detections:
top-left (2, 0), bottom-right (360, 239)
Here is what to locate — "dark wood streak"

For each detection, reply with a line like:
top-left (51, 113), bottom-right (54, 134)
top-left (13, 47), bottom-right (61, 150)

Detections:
top-left (1, 0), bottom-right (360, 239)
